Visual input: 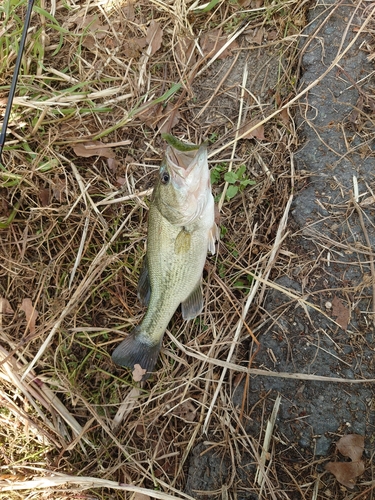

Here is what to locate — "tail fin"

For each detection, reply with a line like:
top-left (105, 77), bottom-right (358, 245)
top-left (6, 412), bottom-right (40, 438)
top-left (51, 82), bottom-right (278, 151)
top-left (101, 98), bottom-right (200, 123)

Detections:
top-left (111, 327), bottom-right (162, 379)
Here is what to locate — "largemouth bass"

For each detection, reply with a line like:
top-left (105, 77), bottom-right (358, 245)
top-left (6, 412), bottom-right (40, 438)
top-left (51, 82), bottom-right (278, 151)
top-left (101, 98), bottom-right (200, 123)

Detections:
top-left (112, 134), bottom-right (217, 378)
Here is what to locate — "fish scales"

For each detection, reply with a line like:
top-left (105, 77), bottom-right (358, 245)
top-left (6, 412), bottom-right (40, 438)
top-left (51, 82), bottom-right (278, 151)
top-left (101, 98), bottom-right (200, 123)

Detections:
top-left (144, 206), bottom-right (210, 343)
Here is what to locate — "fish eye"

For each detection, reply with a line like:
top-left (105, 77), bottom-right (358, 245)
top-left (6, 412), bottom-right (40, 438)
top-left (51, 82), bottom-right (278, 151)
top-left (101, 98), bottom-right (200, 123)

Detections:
top-left (160, 171), bottom-right (170, 185)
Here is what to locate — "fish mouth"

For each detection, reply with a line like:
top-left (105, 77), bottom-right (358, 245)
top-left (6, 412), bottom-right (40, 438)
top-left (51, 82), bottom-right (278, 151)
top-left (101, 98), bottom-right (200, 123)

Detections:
top-left (166, 143), bottom-right (207, 182)
top-left (161, 142), bottom-right (210, 225)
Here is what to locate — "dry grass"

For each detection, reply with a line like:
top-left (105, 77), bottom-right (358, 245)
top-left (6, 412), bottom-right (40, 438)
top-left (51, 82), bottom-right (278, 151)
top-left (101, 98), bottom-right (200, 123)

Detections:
top-left (1, 0), bottom-right (375, 499)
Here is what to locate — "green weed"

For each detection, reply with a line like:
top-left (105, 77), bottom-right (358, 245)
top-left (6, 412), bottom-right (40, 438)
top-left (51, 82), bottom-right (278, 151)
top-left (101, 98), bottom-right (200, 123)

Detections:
top-left (211, 163), bottom-right (256, 201)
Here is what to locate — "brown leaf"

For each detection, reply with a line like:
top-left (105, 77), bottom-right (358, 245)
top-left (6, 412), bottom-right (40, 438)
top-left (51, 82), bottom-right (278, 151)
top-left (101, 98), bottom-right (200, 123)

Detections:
top-left (0, 298), bottom-right (14, 315)
top-left (200, 29), bottom-right (239, 60)
top-left (135, 423), bottom-right (145, 437)
top-left (73, 141), bottom-right (116, 159)
top-left (325, 461), bottom-right (365, 489)
top-left (172, 400), bottom-right (197, 422)
top-left (123, 37), bottom-right (147, 58)
top-left (136, 100), bottom-right (162, 127)
top-left (239, 119), bottom-right (266, 140)
top-left (82, 34), bottom-right (96, 50)
top-left (331, 296), bottom-right (349, 330)
top-left (175, 36), bottom-right (196, 66)
top-left (146, 20), bottom-right (163, 56)
top-left (39, 188), bottom-right (50, 207)
top-left (133, 494), bottom-right (150, 500)
top-left (107, 157), bottom-right (119, 172)
top-left (360, 195), bottom-right (375, 207)
top-left (158, 103), bottom-right (181, 134)
top-left (337, 434), bottom-right (364, 462)
top-left (116, 177), bottom-right (126, 187)
top-left (52, 176), bottom-right (66, 203)
top-left (132, 364), bottom-right (147, 382)
top-left (77, 14), bottom-right (101, 30)
top-left (122, 1), bottom-right (135, 22)
top-left (20, 298), bottom-right (38, 334)
top-left (349, 96), bottom-right (363, 124)
top-left (252, 27), bottom-right (265, 45)
top-left (267, 30), bottom-right (278, 41)
top-left (279, 107), bottom-right (290, 126)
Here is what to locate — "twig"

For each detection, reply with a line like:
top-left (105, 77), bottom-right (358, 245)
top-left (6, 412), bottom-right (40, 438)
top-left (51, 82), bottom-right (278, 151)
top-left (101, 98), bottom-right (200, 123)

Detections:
top-left (95, 188), bottom-right (153, 207)
top-left (167, 336), bottom-right (375, 383)
top-left (255, 394), bottom-right (281, 485)
top-left (0, 474), bottom-right (195, 499)
top-left (352, 193), bottom-right (375, 326)
top-left (218, 62), bottom-right (248, 211)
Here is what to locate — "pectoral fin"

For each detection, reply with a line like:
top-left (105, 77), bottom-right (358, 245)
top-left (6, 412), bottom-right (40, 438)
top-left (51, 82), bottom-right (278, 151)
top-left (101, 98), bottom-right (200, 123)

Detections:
top-left (137, 257), bottom-right (151, 306)
top-left (208, 222), bottom-right (219, 255)
top-left (181, 282), bottom-right (204, 320)
top-left (175, 229), bottom-right (191, 254)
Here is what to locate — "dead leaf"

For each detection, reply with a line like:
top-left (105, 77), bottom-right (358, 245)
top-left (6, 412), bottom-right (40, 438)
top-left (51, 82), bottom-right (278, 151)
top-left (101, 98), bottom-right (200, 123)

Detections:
top-left (252, 27), bottom-right (265, 45)
top-left (145, 20), bottom-right (163, 56)
top-left (132, 364), bottom-right (147, 382)
top-left (73, 141), bottom-right (116, 159)
top-left (200, 29), bottom-right (239, 59)
top-left (172, 400), bottom-right (197, 422)
top-left (39, 188), bottom-right (50, 207)
top-left (239, 119), bottom-right (266, 140)
top-left (0, 298), bottom-right (14, 315)
top-left (123, 37), bottom-right (147, 58)
top-left (107, 157), bottom-right (119, 172)
top-left (116, 177), bottom-right (126, 187)
top-left (135, 423), bottom-right (145, 437)
top-left (331, 296), bottom-right (349, 330)
top-left (133, 493), bottom-right (150, 500)
top-left (112, 387), bottom-right (141, 429)
top-left (360, 195), bottom-right (375, 207)
top-left (325, 434), bottom-right (365, 489)
top-left (158, 103), bottom-right (181, 134)
top-left (349, 96), bottom-right (363, 124)
top-left (82, 34), bottom-right (96, 50)
top-left (336, 434), bottom-right (364, 462)
top-left (325, 461), bottom-right (365, 489)
top-left (52, 176), bottom-right (66, 203)
top-left (78, 14), bottom-right (101, 30)
top-left (279, 107), bottom-right (290, 126)
top-left (137, 99), bottom-right (180, 130)
top-left (20, 298), bottom-right (38, 334)
top-left (122, 1), bottom-right (135, 22)
top-left (137, 101), bottom-right (162, 127)
top-left (175, 36), bottom-right (196, 66)
top-left (267, 30), bottom-right (278, 41)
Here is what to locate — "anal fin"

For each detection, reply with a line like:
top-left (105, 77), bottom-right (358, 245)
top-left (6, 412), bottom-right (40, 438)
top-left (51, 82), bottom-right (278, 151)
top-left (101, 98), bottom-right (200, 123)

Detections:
top-left (181, 282), bottom-right (204, 320)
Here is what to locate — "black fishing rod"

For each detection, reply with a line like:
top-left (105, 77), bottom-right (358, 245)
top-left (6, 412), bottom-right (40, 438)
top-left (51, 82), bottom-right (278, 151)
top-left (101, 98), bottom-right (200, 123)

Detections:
top-left (0, 0), bottom-right (35, 166)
